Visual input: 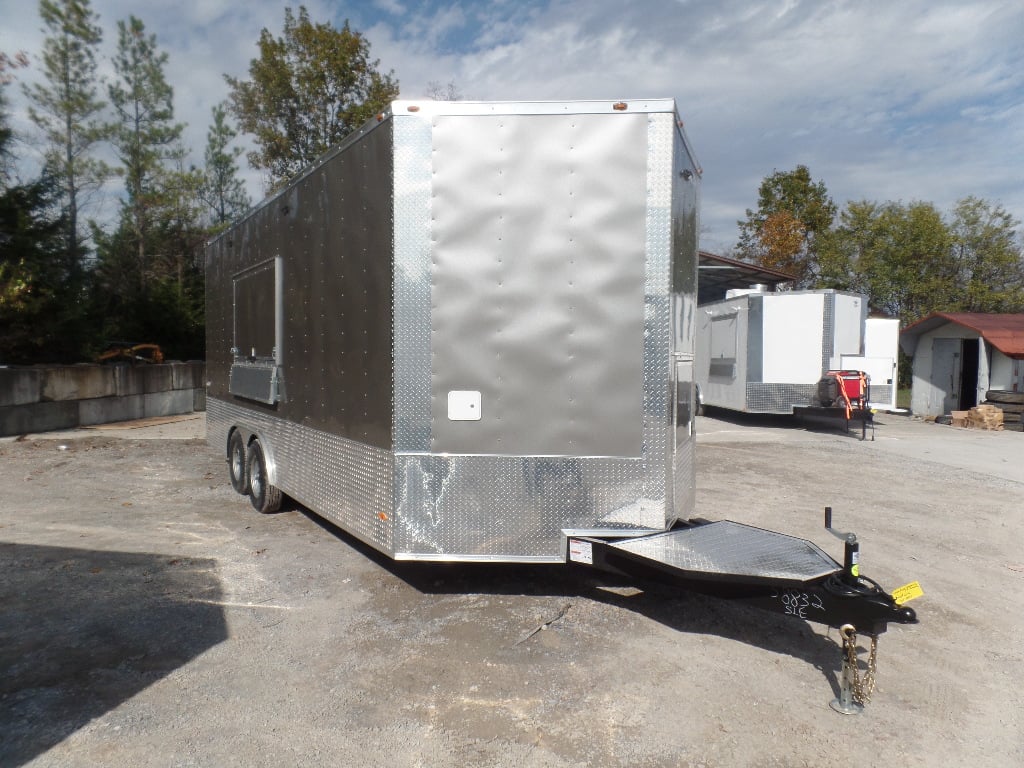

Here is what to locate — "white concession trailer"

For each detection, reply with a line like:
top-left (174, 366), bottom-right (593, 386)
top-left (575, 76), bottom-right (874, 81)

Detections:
top-left (696, 288), bottom-right (898, 414)
top-left (206, 101), bottom-right (916, 692)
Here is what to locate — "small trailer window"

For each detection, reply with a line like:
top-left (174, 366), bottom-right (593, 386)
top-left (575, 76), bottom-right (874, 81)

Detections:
top-left (709, 312), bottom-right (738, 379)
top-left (229, 257), bottom-right (284, 404)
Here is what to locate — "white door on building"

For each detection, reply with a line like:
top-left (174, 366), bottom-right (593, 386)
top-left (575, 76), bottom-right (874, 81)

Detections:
top-left (931, 338), bottom-right (962, 414)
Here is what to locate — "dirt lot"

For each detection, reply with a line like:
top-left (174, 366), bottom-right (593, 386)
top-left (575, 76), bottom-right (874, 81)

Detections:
top-left (1, 412), bottom-right (1022, 767)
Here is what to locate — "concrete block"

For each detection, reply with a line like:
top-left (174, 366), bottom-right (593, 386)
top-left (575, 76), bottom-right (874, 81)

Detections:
top-left (114, 365), bottom-right (146, 397)
top-left (41, 365), bottom-right (116, 402)
top-left (79, 395), bottom-right (145, 426)
top-left (0, 368), bottom-right (42, 407)
top-left (193, 388), bottom-right (207, 412)
top-left (170, 361), bottom-right (206, 390)
top-left (0, 401), bottom-right (79, 437)
top-left (192, 361), bottom-right (208, 388)
top-left (143, 389), bottom-right (194, 418)
top-left (143, 365), bottom-right (175, 395)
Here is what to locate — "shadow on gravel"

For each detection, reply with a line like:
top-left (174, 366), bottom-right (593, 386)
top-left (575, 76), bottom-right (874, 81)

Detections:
top-left (0, 544), bottom-right (227, 767)
top-left (297, 509), bottom-right (844, 698)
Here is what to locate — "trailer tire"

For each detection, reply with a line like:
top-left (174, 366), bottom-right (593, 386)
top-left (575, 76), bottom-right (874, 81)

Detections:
top-left (246, 440), bottom-right (282, 514)
top-left (228, 430), bottom-right (248, 494)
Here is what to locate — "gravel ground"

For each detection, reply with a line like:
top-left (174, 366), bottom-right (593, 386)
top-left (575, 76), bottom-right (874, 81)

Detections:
top-left (0, 412), bottom-right (1021, 767)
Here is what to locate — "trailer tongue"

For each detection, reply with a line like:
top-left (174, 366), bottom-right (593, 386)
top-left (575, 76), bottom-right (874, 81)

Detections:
top-left (568, 509), bottom-right (918, 712)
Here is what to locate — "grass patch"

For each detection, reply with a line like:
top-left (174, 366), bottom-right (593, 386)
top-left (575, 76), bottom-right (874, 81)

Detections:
top-left (897, 388), bottom-right (911, 409)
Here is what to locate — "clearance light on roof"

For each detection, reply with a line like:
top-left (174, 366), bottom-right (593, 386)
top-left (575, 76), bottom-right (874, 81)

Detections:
top-left (407, 105), bottom-right (420, 112)
top-left (612, 102), bottom-right (628, 111)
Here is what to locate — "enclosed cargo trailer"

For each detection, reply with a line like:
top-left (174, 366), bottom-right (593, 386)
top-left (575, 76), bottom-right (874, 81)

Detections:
top-left (696, 288), bottom-right (880, 414)
top-left (207, 101), bottom-right (916, 707)
top-left (206, 99), bottom-right (701, 561)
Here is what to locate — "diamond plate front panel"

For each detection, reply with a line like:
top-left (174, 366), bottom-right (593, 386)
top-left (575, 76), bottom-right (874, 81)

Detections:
top-left (208, 398), bottom-right (394, 554)
top-left (393, 454), bottom-right (659, 560)
top-left (611, 521), bottom-right (839, 581)
top-left (871, 384), bottom-right (893, 406)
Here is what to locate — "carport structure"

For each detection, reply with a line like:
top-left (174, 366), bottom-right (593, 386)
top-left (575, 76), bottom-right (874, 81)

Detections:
top-left (900, 312), bottom-right (1024, 416)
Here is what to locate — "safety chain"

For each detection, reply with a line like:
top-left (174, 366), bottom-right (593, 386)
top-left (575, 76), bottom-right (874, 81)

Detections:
top-left (840, 624), bottom-right (879, 704)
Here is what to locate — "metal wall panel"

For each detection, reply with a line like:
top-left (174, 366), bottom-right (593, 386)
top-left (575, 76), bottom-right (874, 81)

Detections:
top-left (206, 121), bottom-right (395, 449)
top-left (427, 112), bottom-right (648, 457)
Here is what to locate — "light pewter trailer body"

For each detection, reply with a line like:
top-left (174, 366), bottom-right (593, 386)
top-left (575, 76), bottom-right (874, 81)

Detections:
top-left (206, 100), bottom-right (917, 680)
top-left (206, 99), bottom-right (701, 562)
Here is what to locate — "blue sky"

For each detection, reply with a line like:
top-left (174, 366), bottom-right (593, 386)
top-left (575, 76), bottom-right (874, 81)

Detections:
top-left (1, 0), bottom-right (1022, 253)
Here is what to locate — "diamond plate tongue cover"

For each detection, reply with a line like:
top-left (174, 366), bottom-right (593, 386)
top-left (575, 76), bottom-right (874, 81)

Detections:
top-left (611, 521), bottom-right (839, 581)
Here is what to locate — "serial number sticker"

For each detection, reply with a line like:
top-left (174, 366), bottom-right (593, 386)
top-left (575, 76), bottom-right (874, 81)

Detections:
top-left (568, 540), bottom-right (593, 565)
top-left (892, 581), bottom-right (924, 605)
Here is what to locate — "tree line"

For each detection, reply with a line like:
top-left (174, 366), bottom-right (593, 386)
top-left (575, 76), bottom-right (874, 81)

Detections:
top-left (5, 3), bottom-right (1021, 367)
top-left (1, 2), bottom-right (397, 364)
top-left (735, 165), bottom-right (1024, 326)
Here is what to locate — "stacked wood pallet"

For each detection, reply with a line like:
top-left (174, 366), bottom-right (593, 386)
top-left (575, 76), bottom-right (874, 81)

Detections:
top-left (983, 390), bottom-right (1024, 432)
top-left (966, 404), bottom-right (1003, 430)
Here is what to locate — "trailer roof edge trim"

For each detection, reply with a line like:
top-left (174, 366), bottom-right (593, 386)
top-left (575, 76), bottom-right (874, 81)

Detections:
top-left (391, 98), bottom-right (678, 116)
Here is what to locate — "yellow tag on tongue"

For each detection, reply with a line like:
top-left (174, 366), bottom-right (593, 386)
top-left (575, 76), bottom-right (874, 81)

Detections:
top-left (892, 581), bottom-right (924, 605)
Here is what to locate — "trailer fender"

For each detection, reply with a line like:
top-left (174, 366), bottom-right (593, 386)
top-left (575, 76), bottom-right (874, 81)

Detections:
top-left (245, 431), bottom-right (280, 488)
top-left (225, 425), bottom-right (280, 489)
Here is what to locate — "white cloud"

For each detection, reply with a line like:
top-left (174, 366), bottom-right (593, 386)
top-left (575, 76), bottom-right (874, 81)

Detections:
top-left (1, 0), bottom-right (1022, 249)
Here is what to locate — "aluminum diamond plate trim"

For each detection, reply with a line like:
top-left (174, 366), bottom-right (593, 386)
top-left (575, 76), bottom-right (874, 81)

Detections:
top-left (393, 114), bottom-right (433, 452)
top-left (208, 398), bottom-right (394, 554)
top-left (611, 521), bottom-right (839, 581)
top-left (822, 292), bottom-right (835, 374)
top-left (643, 112), bottom-right (675, 519)
top-left (394, 454), bottom-right (659, 560)
top-left (745, 383), bottom-right (819, 413)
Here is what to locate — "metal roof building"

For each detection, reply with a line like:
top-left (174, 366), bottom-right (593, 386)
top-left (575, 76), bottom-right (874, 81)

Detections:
top-left (900, 312), bottom-right (1024, 416)
top-left (697, 251), bottom-right (795, 304)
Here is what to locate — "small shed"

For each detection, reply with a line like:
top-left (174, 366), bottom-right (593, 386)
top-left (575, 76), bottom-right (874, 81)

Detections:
top-left (900, 313), bottom-right (1024, 416)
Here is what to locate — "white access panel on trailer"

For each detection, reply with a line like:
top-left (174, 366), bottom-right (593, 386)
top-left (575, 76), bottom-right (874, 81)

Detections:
top-left (841, 318), bottom-right (900, 410)
top-left (696, 289), bottom-right (867, 414)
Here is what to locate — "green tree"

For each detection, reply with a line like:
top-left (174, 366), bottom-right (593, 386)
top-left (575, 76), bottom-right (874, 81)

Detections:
top-left (199, 103), bottom-right (250, 229)
top-left (92, 16), bottom-right (206, 359)
top-left (823, 200), bottom-right (956, 324)
top-left (1, 54), bottom-right (79, 363)
top-left (107, 14), bottom-right (184, 290)
top-left (225, 5), bottom-right (399, 188)
top-left (737, 165), bottom-right (837, 286)
top-left (23, 0), bottom-right (110, 277)
top-left (948, 196), bottom-right (1024, 313)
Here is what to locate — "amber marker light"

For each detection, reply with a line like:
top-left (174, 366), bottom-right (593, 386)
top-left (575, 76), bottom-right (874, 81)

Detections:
top-left (612, 102), bottom-right (628, 111)
top-left (407, 105), bottom-right (421, 112)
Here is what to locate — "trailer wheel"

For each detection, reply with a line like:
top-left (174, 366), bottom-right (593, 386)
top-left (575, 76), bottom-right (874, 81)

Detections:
top-left (227, 430), bottom-right (248, 494)
top-left (246, 440), bottom-right (282, 514)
